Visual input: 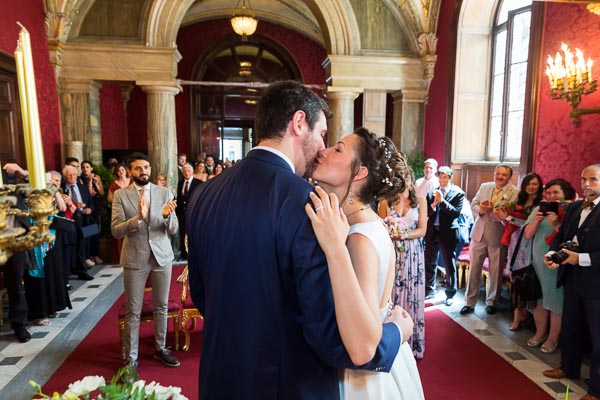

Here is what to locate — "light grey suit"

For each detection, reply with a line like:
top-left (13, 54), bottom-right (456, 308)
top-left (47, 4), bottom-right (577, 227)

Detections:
top-left (111, 182), bottom-right (178, 362)
top-left (465, 181), bottom-right (518, 307)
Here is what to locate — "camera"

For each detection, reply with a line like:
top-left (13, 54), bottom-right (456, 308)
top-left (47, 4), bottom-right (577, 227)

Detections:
top-left (539, 201), bottom-right (558, 215)
top-left (550, 241), bottom-right (579, 264)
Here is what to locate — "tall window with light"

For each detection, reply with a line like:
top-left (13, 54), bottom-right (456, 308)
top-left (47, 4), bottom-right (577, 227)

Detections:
top-left (488, 0), bottom-right (532, 162)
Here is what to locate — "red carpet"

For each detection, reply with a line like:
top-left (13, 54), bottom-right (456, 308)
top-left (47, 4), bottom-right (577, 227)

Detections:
top-left (42, 265), bottom-right (203, 399)
top-left (44, 272), bottom-right (552, 399)
top-left (418, 307), bottom-right (553, 399)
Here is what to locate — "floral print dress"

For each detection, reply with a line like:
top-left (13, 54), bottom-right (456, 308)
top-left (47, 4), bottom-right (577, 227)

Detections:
top-left (389, 206), bottom-right (425, 359)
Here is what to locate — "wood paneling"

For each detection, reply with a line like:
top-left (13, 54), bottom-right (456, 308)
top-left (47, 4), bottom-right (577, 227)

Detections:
top-left (0, 52), bottom-right (25, 165)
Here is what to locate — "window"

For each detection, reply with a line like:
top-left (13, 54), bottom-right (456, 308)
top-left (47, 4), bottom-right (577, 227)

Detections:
top-left (488, 0), bottom-right (532, 161)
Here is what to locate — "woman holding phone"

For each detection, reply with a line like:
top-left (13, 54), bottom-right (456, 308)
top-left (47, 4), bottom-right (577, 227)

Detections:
top-left (523, 178), bottom-right (577, 353)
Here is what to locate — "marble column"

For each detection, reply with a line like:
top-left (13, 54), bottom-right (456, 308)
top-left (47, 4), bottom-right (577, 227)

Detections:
top-left (362, 90), bottom-right (387, 137)
top-left (141, 84), bottom-right (180, 190)
top-left (59, 80), bottom-right (102, 163)
top-left (391, 90), bottom-right (425, 157)
top-left (326, 88), bottom-right (361, 146)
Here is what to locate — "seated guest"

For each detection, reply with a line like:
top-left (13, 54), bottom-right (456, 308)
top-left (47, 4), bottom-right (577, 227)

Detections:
top-left (424, 166), bottom-right (465, 306)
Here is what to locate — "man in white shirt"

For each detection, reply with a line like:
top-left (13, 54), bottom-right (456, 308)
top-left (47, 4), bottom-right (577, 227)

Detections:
top-left (415, 158), bottom-right (439, 198)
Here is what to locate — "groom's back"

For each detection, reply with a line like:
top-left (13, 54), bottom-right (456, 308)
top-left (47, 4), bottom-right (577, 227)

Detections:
top-left (186, 149), bottom-right (343, 400)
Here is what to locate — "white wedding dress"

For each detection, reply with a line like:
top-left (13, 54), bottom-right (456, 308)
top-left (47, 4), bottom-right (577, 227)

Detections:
top-left (340, 220), bottom-right (425, 400)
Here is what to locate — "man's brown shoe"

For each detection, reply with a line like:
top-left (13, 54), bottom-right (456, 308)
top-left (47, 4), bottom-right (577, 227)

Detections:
top-left (581, 394), bottom-right (600, 400)
top-left (543, 368), bottom-right (566, 379)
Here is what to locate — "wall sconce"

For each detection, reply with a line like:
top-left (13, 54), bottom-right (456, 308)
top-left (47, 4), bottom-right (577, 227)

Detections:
top-left (231, 0), bottom-right (258, 42)
top-left (546, 43), bottom-right (599, 126)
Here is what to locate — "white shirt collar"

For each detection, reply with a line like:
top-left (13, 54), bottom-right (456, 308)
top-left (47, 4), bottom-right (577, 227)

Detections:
top-left (253, 146), bottom-right (295, 173)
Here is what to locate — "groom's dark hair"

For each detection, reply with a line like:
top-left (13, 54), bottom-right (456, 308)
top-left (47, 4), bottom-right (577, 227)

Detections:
top-left (255, 81), bottom-right (331, 143)
top-left (126, 152), bottom-right (149, 169)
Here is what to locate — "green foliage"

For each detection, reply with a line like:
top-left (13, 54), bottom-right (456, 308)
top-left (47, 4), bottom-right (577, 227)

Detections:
top-left (93, 163), bottom-right (113, 237)
top-left (406, 153), bottom-right (426, 179)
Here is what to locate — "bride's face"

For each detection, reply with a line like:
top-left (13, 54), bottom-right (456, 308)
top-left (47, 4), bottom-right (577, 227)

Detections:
top-left (312, 134), bottom-right (358, 190)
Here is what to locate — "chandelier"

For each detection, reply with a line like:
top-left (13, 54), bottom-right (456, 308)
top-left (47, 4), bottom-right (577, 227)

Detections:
top-left (588, 4), bottom-right (600, 16)
top-left (231, 0), bottom-right (258, 42)
top-left (546, 42), bottom-right (598, 126)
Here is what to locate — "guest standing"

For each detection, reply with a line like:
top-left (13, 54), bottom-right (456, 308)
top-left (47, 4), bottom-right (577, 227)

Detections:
top-left (524, 178), bottom-right (576, 353)
top-left (414, 158), bottom-right (439, 198)
top-left (111, 152), bottom-right (179, 370)
top-left (543, 165), bottom-right (600, 400)
top-left (461, 164), bottom-right (518, 315)
top-left (379, 168), bottom-right (428, 358)
top-left (176, 163), bottom-right (201, 260)
top-left (424, 166), bottom-right (465, 306)
top-left (495, 173), bottom-right (543, 331)
top-left (108, 163), bottom-right (131, 263)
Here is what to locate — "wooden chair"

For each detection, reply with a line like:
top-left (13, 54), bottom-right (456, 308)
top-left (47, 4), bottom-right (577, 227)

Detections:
top-left (178, 266), bottom-right (203, 351)
top-left (118, 279), bottom-right (180, 354)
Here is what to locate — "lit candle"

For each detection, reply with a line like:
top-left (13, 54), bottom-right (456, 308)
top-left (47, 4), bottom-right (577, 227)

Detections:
top-left (588, 58), bottom-right (594, 82)
top-left (14, 23), bottom-right (45, 189)
top-left (0, 161), bottom-right (3, 187)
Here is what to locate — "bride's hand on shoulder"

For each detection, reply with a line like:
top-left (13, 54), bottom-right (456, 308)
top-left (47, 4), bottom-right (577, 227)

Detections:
top-left (389, 306), bottom-right (414, 344)
top-left (305, 186), bottom-right (349, 251)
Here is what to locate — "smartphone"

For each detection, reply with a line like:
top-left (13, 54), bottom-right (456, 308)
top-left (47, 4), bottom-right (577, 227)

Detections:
top-left (539, 202), bottom-right (558, 215)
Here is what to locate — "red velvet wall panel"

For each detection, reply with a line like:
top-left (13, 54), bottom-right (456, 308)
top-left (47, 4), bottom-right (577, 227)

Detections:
top-left (535, 3), bottom-right (600, 194)
top-left (126, 87), bottom-right (147, 152)
top-left (0, 0), bottom-right (62, 170)
top-left (423, 0), bottom-right (458, 164)
top-left (174, 18), bottom-right (327, 154)
top-left (100, 83), bottom-right (128, 150)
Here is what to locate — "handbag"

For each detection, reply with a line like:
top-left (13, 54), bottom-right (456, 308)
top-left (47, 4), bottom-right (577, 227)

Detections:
top-left (81, 223), bottom-right (100, 238)
top-left (510, 228), bottom-right (542, 301)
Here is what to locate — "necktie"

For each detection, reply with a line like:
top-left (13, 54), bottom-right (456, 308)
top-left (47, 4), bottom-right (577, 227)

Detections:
top-left (70, 185), bottom-right (81, 203)
top-left (183, 180), bottom-right (189, 195)
top-left (434, 188), bottom-right (446, 227)
top-left (491, 188), bottom-right (500, 206)
top-left (581, 200), bottom-right (595, 210)
top-left (139, 186), bottom-right (145, 199)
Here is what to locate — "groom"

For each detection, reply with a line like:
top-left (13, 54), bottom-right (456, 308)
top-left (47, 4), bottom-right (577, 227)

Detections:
top-left (187, 81), bottom-right (408, 399)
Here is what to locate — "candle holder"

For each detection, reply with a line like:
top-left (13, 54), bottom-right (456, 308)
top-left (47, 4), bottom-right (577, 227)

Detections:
top-left (546, 43), bottom-right (599, 126)
top-left (0, 185), bottom-right (56, 265)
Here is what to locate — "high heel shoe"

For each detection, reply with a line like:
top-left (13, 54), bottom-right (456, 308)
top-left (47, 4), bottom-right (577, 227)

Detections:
top-left (541, 342), bottom-right (558, 353)
top-left (509, 321), bottom-right (523, 331)
top-left (527, 336), bottom-right (547, 347)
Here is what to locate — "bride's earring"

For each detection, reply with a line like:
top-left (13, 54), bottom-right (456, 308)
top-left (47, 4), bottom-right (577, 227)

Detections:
top-left (348, 188), bottom-right (353, 205)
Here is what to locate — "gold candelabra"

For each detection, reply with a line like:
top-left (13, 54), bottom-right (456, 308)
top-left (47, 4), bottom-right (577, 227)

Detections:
top-left (0, 185), bottom-right (56, 265)
top-left (546, 43), bottom-right (599, 126)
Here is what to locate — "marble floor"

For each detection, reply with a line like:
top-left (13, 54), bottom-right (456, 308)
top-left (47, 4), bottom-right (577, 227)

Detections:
top-left (0, 266), bottom-right (592, 400)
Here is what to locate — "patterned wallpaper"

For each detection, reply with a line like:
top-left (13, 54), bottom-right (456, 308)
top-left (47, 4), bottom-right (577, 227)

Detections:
top-left (534, 2), bottom-right (600, 193)
top-left (100, 83), bottom-right (128, 150)
top-left (0, 0), bottom-right (62, 170)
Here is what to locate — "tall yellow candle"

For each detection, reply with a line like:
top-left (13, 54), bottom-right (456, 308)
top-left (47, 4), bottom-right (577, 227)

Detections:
top-left (14, 23), bottom-right (46, 189)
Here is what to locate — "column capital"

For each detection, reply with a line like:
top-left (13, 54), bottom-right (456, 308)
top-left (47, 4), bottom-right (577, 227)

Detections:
top-left (139, 82), bottom-right (181, 95)
top-left (326, 87), bottom-right (362, 101)
top-left (60, 79), bottom-right (101, 94)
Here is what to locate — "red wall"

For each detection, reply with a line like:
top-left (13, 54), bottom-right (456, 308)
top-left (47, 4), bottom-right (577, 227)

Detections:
top-left (423, 0), bottom-right (458, 165)
top-left (534, 3), bottom-right (600, 193)
top-left (0, 0), bottom-right (62, 170)
top-left (173, 18), bottom-right (327, 155)
top-left (100, 83), bottom-right (128, 150)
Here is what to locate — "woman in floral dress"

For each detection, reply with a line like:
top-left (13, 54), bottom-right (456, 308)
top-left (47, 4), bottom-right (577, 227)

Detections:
top-left (378, 170), bottom-right (428, 358)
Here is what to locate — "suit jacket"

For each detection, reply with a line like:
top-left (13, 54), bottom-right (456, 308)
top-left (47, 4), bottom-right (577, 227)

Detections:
top-left (186, 149), bottom-right (401, 400)
top-left (111, 183), bottom-right (178, 269)
top-left (426, 184), bottom-right (465, 238)
top-left (64, 182), bottom-right (96, 227)
top-left (470, 182), bottom-right (519, 245)
top-left (176, 177), bottom-right (201, 219)
top-left (553, 200), bottom-right (600, 298)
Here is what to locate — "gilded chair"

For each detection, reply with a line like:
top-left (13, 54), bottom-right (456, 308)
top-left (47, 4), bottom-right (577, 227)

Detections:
top-left (178, 266), bottom-right (203, 351)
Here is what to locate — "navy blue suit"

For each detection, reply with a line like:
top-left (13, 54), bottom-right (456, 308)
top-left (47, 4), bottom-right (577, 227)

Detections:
top-left (424, 184), bottom-right (465, 298)
top-left (553, 200), bottom-right (600, 397)
top-left (186, 149), bottom-right (400, 400)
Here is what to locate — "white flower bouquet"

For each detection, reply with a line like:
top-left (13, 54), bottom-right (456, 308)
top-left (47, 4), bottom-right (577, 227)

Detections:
top-left (30, 365), bottom-right (188, 400)
top-left (383, 216), bottom-right (409, 238)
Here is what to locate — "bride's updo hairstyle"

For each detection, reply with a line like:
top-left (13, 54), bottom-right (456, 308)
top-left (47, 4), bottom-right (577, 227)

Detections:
top-left (349, 127), bottom-right (409, 204)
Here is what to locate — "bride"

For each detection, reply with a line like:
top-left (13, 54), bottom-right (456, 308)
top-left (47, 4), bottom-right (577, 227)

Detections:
top-left (306, 128), bottom-right (425, 399)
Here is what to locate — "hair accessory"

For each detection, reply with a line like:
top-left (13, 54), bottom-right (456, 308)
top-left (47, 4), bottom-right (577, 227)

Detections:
top-left (381, 177), bottom-right (393, 187)
top-left (378, 138), bottom-right (392, 159)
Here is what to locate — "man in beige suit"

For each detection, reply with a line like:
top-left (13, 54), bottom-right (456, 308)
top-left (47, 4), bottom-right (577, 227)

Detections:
top-left (461, 164), bottom-right (518, 315)
top-left (111, 152), bottom-right (179, 370)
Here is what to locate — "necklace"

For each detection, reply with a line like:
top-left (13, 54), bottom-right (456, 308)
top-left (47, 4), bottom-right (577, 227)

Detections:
top-left (345, 205), bottom-right (370, 218)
